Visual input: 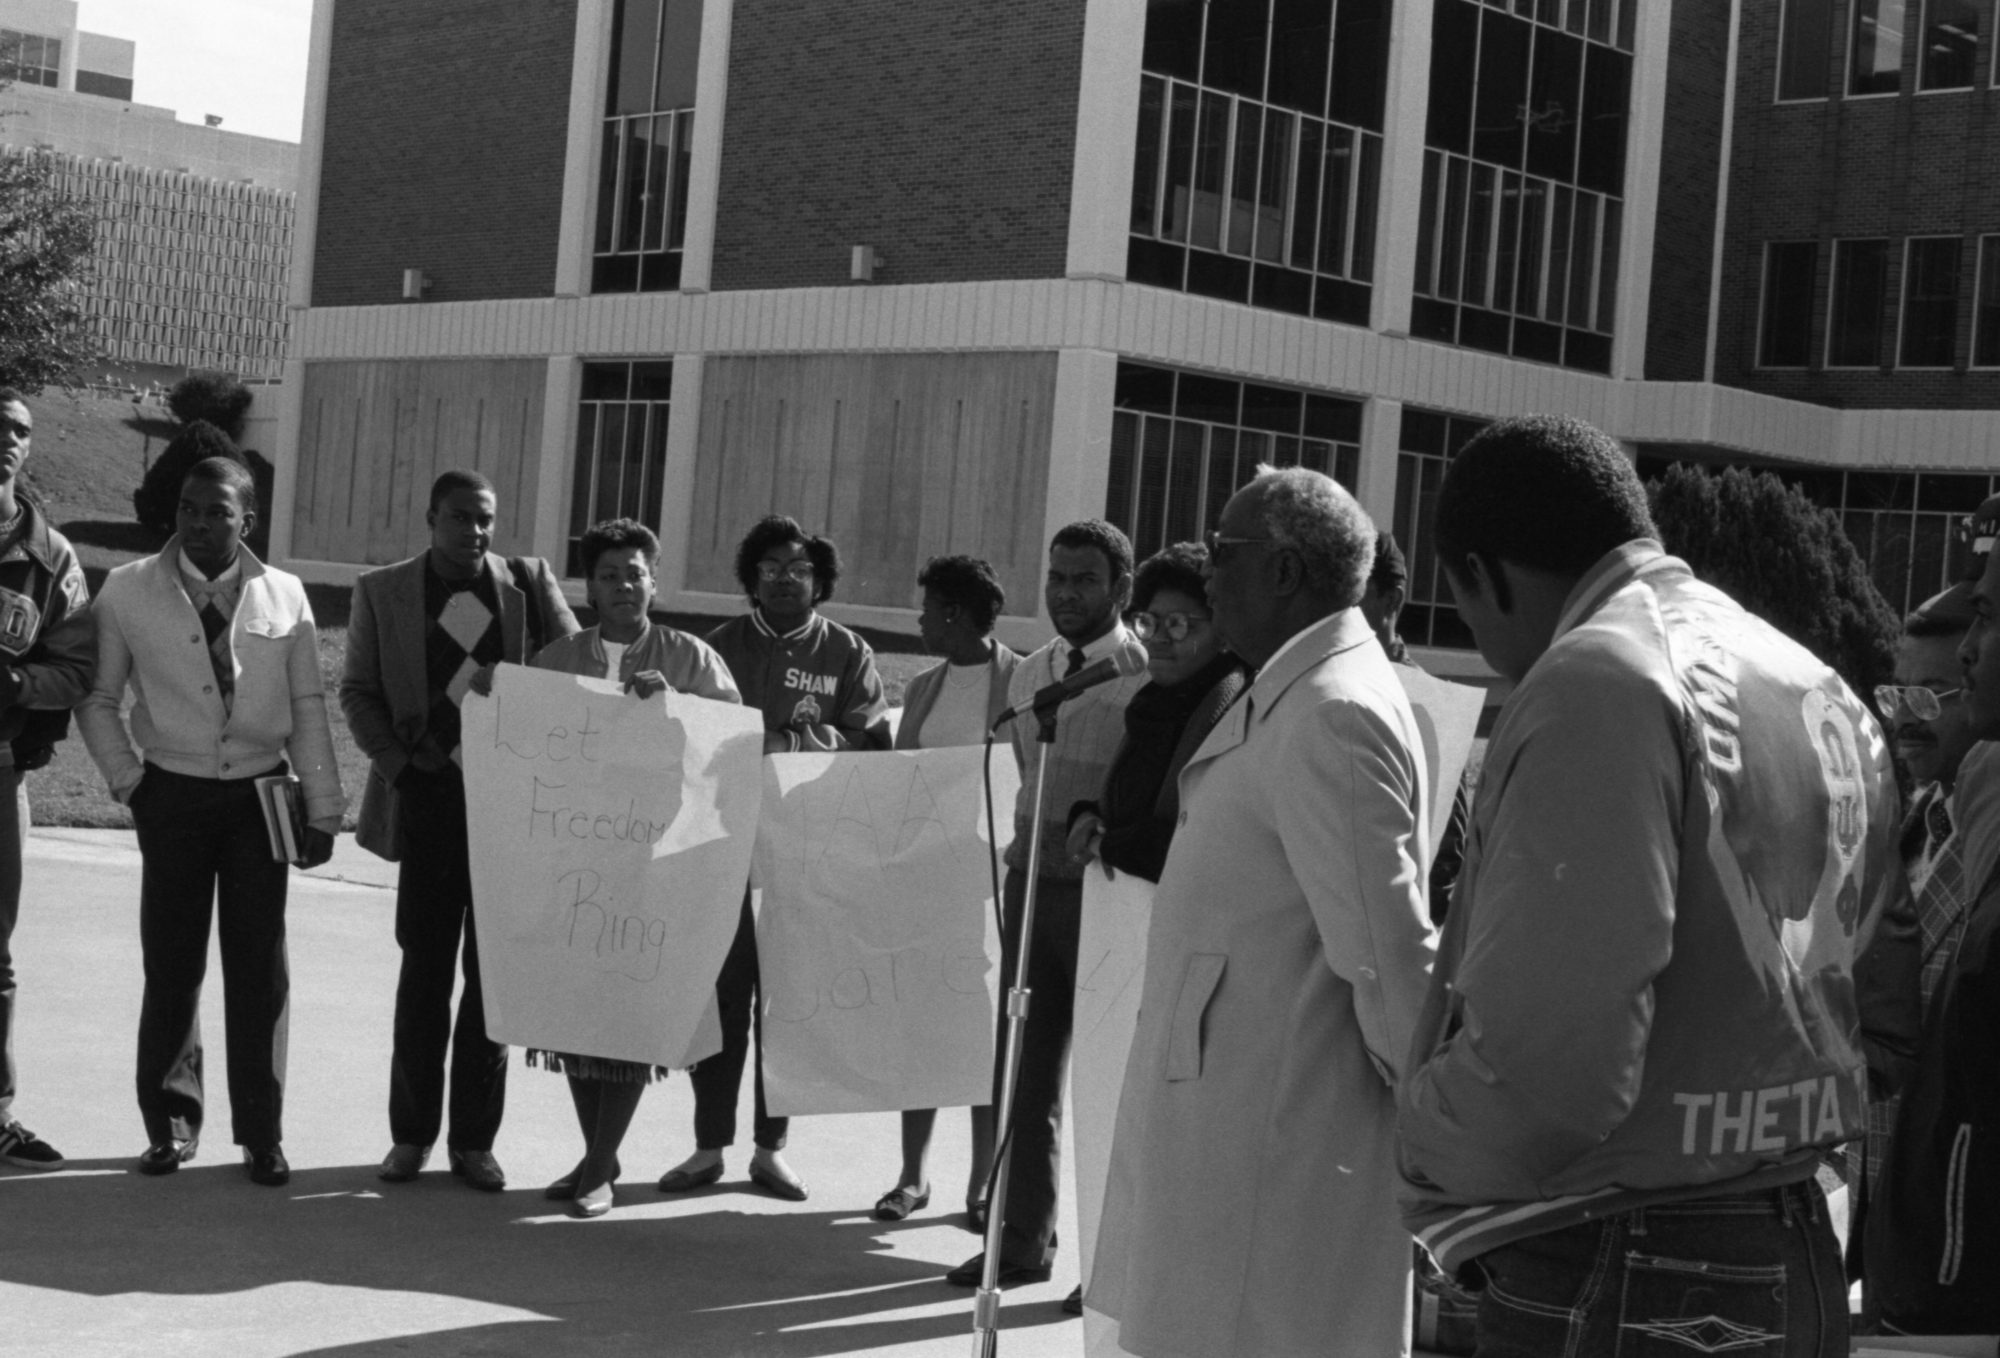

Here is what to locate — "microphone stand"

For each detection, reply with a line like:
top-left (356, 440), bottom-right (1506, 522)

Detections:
top-left (970, 699), bottom-right (1061, 1358)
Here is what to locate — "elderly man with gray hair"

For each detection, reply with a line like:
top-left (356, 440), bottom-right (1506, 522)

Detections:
top-left (1089, 466), bottom-right (1436, 1357)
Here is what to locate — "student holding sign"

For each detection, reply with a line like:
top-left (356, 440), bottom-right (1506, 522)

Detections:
top-left (521, 518), bottom-right (740, 1218)
top-left (655, 515), bottom-right (888, 1203)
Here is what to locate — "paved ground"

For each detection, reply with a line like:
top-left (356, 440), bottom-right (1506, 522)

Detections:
top-left (0, 830), bottom-right (1083, 1357)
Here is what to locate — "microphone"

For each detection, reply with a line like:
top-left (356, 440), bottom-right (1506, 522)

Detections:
top-left (991, 648), bottom-right (1147, 729)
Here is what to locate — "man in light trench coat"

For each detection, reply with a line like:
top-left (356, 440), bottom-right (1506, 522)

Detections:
top-left (1089, 465), bottom-right (1436, 1357)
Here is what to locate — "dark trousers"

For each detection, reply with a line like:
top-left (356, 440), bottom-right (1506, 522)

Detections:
top-left (1470, 1179), bottom-right (1847, 1358)
top-left (131, 765), bottom-right (291, 1148)
top-left (690, 896), bottom-right (787, 1152)
top-left (0, 768), bottom-right (27, 1122)
top-left (991, 868), bottom-right (1080, 1269)
top-left (387, 769), bottom-right (505, 1151)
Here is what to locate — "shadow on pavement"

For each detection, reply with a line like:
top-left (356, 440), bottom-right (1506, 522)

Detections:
top-left (0, 1160), bottom-right (1070, 1356)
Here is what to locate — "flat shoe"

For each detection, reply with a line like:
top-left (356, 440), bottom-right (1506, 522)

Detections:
top-left (748, 1160), bottom-right (808, 1202)
top-left (570, 1183), bottom-right (613, 1218)
top-left (873, 1185), bottom-right (930, 1221)
top-left (546, 1157), bottom-right (622, 1201)
top-left (448, 1148), bottom-right (506, 1192)
top-left (137, 1136), bottom-right (197, 1176)
top-left (656, 1160), bottom-right (724, 1193)
top-left (944, 1252), bottom-right (1053, 1288)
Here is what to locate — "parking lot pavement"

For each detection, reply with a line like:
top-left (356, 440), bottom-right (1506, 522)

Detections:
top-left (0, 829), bottom-right (1082, 1357)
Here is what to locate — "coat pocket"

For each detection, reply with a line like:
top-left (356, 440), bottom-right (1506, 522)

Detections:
top-left (1164, 952), bottom-right (1226, 1082)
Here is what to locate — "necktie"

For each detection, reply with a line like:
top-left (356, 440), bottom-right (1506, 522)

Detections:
top-left (1065, 647), bottom-right (1086, 679)
top-left (1925, 795), bottom-right (1954, 858)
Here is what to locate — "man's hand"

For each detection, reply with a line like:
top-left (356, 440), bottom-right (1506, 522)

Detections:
top-left (625, 669), bottom-right (668, 699)
top-left (0, 666), bottom-right (22, 709)
top-left (299, 827), bottom-right (336, 869)
top-left (466, 664), bottom-right (498, 698)
top-left (1066, 811), bottom-right (1110, 876)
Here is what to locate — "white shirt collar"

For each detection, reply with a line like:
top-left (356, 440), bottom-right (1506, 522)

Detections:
top-left (178, 552), bottom-right (243, 588)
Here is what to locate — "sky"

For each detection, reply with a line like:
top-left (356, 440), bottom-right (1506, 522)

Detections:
top-left (77, 0), bottom-right (312, 144)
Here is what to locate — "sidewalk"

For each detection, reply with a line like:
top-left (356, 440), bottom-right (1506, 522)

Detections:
top-left (0, 828), bottom-right (1082, 1357)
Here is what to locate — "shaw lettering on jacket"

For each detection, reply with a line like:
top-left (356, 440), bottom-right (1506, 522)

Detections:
top-left (784, 667), bottom-right (840, 698)
top-left (1672, 1074), bottom-right (1848, 1155)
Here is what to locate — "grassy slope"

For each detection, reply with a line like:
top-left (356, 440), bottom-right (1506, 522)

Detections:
top-left (19, 392), bottom-right (934, 829)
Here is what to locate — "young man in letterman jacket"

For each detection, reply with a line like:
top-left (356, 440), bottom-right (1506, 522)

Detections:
top-left (654, 515), bottom-right (888, 1202)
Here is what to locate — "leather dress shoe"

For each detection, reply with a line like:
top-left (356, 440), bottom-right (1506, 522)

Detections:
top-left (656, 1160), bottom-right (724, 1193)
top-left (378, 1143), bottom-right (430, 1182)
top-left (137, 1136), bottom-right (197, 1176)
top-left (244, 1145), bottom-right (290, 1187)
top-left (748, 1159), bottom-right (808, 1202)
top-left (545, 1157), bottom-right (621, 1201)
top-left (449, 1148), bottom-right (506, 1192)
top-left (944, 1252), bottom-right (1054, 1288)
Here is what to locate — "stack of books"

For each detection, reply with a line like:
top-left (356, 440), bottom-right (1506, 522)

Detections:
top-left (255, 774), bottom-right (309, 866)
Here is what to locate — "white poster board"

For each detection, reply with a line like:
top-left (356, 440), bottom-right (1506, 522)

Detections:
top-left (754, 745), bottom-right (1019, 1117)
top-left (462, 665), bottom-right (766, 1069)
top-left (1073, 869), bottom-right (1154, 1358)
top-left (1396, 667), bottom-right (1486, 856)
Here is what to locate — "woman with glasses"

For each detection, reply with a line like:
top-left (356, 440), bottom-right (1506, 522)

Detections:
top-left (1066, 541), bottom-right (1247, 894)
top-left (657, 515), bottom-right (889, 1204)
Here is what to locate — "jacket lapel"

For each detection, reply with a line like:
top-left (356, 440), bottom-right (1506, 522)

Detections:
top-left (489, 553), bottom-right (527, 661)
top-left (388, 555), bottom-right (429, 725)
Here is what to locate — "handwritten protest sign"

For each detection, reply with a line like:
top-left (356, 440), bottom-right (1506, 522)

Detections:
top-left (1073, 869), bottom-right (1153, 1358)
top-left (1396, 667), bottom-right (1486, 857)
top-left (463, 665), bottom-right (766, 1069)
top-left (754, 746), bottom-right (1019, 1117)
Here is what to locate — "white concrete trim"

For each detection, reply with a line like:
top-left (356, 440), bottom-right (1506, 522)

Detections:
top-left (655, 352), bottom-right (704, 598)
top-left (1704, 0), bottom-right (1743, 383)
top-left (1613, 0), bottom-right (1673, 381)
top-left (1355, 395), bottom-right (1401, 533)
top-left (676, 0), bottom-right (735, 295)
top-left (555, 0), bottom-right (615, 297)
top-left (1064, 0), bottom-right (1144, 281)
top-left (1371, 0), bottom-right (1435, 336)
top-left (532, 357), bottom-right (581, 563)
top-left (1045, 348), bottom-right (1121, 619)
top-left (269, 358), bottom-right (308, 565)
top-left (287, 0), bottom-right (338, 312)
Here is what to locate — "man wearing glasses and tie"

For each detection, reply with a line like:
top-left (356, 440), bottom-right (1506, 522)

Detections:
top-left (656, 514), bottom-right (888, 1203)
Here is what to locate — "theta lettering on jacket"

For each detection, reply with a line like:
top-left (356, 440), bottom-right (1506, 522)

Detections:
top-left (1672, 1074), bottom-right (1847, 1156)
top-left (0, 584), bottom-right (42, 660)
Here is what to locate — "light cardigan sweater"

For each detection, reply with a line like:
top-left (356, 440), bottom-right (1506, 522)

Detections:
top-left (78, 539), bottom-right (345, 830)
top-left (893, 643), bottom-right (1020, 751)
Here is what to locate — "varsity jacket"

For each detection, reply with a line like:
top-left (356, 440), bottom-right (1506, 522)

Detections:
top-left (0, 497), bottom-right (93, 765)
top-left (707, 609), bottom-right (887, 752)
top-left (530, 623), bottom-right (742, 705)
top-left (1398, 541), bottom-right (1901, 1274)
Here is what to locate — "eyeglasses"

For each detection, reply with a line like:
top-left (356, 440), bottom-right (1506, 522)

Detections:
top-left (1875, 684), bottom-right (1963, 722)
top-left (756, 561), bottom-right (816, 584)
top-left (1129, 610), bottom-right (1210, 642)
top-left (1204, 530), bottom-right (1273, 563)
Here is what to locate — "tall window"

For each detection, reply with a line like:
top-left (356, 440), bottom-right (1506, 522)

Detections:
top-left (592, 0), bottom-right (702, 294)
top-left (1412, 0), bottom-right (1634, 374)
top-left (1127, 0), bottom-right (1391, 326)
top-left (1106, 363), bottom-right (1361, 561)
top-left (1759, 241), bottom-right (1819, 367)
top-left (1849, 0), bottom-right (1907, 95)
top-left (1920, 0), bottom-right (1982, 87)
top-left (568, 362), bottom-right (673, 575)
top-left (1827, 239), bottom-right (1890, 367)
top-left (1899, 237), bottom-right (1961, 367)
top-left (1391, 408), bottom-right (1488, 650)
top-left (1777, 0), bottom-right (1837, 99)
top-left (1975, 235), bottom-right (2000, 365)
top-left (0, 30), bottom-right (60, 87)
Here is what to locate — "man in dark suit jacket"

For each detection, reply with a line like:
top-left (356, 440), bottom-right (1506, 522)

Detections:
top-left (339, 469), bottom-right (577, 1192)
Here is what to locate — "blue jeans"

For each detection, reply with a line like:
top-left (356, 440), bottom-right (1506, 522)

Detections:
top-left (1471, 1179), bottom-right (1847, 1358)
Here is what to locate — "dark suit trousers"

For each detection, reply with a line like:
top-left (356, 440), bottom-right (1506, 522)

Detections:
top-left (690, 895), bottom-right (787, 1151)
top-left (131, 766), bottom-right (290, 1148)
top-left (388, 769), bottom-right (505, 1151)
top-left (0, 768), bottom-right (27, 1121)
top-left (993, 867), bottom-right (1080, 1268)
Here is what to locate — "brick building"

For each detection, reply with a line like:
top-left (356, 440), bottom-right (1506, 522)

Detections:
top-left (0, 0), bottom-right (298, 378)
top-left (275, 0), bottom-right (2000, 661)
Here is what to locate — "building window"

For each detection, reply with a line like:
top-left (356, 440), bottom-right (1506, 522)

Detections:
top-left (74, 70), bottom-right (134, 100)
top-left (1920, 0), bottom-right (1982, 87)
top-left (1127, 0), bottom-right (1391, 326)
top-left (1849, 0), bottom-right (1907, 96)
top-left (568, 361), bottom-right (673, 575)
top-left (1827, 239), bottom-right (1890, 367)
top-left (1975, 235), bottom-right (2000, 365)
top-left (1899, 237), bottom-right (1961, 367)
top-left (1778, 0), bottom-right (1837, 99)
top-left (0, 30), bottom-right (61, 87)
top-left (1412, 0), bottom-right (1633, 375)
top-left (1391, 408), bottom-right (1488, 651)
top-left (1106, 362), bottom-right (1361, 562)
top-left (592, 0), bottom-right (702, 295)
top-left (1759, 241), bottom-right (1819, 367)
